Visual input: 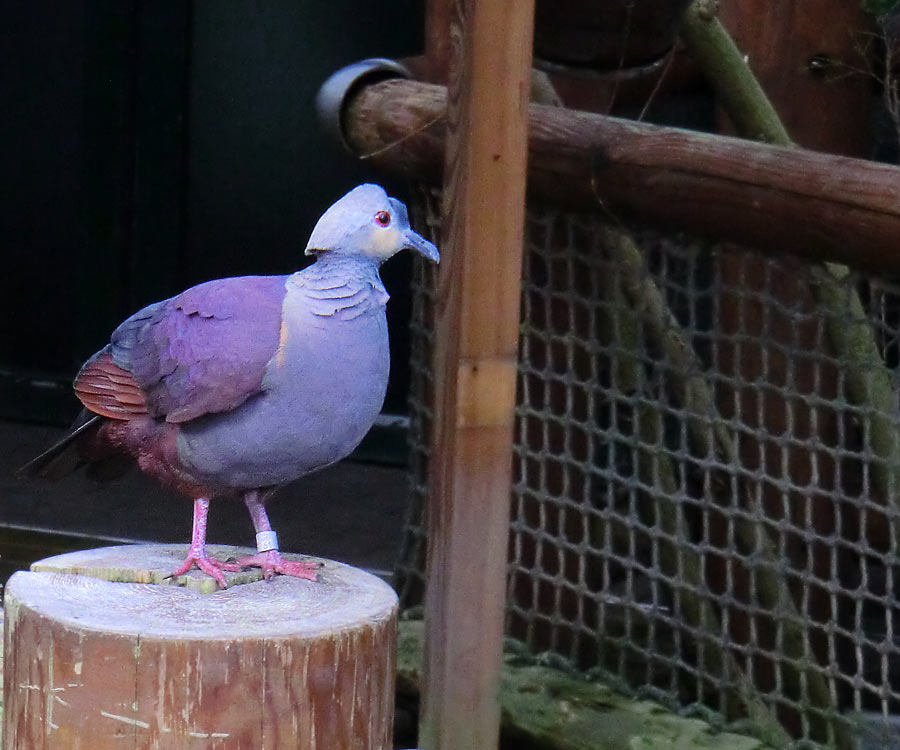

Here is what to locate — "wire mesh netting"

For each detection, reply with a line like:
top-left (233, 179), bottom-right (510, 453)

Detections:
top-left (396, 186), bottom-right (900, 749)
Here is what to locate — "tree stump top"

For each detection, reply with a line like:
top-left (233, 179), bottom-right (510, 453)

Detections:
top-left (12, 544), bottom-right (397, 640)
top-left (5, 545), bottom-right (399, 748)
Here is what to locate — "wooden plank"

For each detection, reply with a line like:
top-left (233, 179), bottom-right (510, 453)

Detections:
top-left (343, 78), bottom-right (900, 276)
top-left (419, 1), bottom-right (535, 748)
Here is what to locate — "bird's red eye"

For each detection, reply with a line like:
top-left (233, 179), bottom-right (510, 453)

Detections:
top-left (374, 210), bottom-right (391, 227)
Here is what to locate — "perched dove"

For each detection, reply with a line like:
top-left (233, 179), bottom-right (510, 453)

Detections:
top-left (21, 184), bottom-right (439, 587)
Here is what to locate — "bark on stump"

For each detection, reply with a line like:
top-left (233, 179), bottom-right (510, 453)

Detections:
top-left (3, 544), bottom-right (398, 749)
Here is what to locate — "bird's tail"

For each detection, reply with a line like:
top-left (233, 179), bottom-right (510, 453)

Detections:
top-left (16, 412), bottom-right (103, 480)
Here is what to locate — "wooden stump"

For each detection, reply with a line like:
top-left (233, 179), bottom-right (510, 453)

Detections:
top-left (3, 544), bottom-right (398, 749)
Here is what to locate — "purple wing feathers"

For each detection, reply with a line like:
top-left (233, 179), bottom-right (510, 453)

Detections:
top-left (109, 275), bottom-right (288, 423)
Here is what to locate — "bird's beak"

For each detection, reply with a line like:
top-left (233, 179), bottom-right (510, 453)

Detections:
top-left (404, 230), bottom-right (440, 263)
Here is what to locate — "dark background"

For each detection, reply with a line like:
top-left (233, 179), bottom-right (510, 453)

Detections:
top-left (1, 0), bottom-right (426, 424)
top-left (0, 0), bottom-right (425, 575)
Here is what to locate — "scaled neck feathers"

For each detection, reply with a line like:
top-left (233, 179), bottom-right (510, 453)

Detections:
top-left (288, 254), bottom-right (389, 320)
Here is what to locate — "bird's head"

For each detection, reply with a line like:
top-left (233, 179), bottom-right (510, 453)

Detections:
top-left (305, 184), bottom-right (440, 264)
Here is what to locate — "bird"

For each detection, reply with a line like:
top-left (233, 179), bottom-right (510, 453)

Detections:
top-left (20, 184), bottom-right (440, 588)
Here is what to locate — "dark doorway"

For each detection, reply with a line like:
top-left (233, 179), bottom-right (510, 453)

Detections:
top-left (2, 0), bottom-right (425, 424)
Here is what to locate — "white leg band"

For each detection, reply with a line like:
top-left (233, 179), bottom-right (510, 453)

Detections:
top-left (256, 531), bottom-right (279, 552)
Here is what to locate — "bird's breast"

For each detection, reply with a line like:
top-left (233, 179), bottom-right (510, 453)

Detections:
top-left (175, 296), bottom-right (390, 490)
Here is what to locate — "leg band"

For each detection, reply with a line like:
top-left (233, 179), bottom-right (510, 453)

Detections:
top-left (256, 530), bottom-right (279, 552)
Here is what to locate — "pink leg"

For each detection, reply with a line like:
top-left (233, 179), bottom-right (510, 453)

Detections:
top-left (230, 490), bottom-right (320, 582)
top-left (167, 498), bottom-right (229, 589)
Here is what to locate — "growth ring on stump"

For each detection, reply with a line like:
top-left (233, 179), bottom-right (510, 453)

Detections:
top-left (3, 544), bottom-right (398, 749)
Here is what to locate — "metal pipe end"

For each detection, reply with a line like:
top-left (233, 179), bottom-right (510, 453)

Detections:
top-left (316, 58), bottom-right (411, 153)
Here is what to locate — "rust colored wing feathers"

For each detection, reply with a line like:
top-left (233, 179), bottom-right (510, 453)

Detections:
top-left (74, 351), bottom-right (149, 419)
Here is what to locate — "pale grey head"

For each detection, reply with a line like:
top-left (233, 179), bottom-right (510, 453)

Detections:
top-left (304, 183), bottom-right (440, 264)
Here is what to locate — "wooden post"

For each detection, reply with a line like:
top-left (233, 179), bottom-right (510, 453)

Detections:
top-left (3, 545), bottom-right (398, 749)
top-left (420, 1), bottom-right (535, 749)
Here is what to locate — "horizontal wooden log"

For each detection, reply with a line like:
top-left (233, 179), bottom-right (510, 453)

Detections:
top-left (345, 78), bottom-right (900, 275)
top-left (4, 545), bottom-right (398, 749)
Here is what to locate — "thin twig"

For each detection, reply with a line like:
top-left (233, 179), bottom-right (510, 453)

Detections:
top-left (358, 112), bottom-right (446, 161)
top-left (637, 47), bottom-right (678, 122)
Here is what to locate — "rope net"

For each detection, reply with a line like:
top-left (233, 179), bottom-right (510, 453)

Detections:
top-left (396, 185), bottom-right (900, 748)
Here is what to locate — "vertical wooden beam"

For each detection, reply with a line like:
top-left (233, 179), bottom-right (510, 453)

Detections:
top-left (420, 1), bottom-right (535, 748)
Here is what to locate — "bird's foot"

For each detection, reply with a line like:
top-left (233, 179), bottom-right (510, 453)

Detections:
top-left (230, 550), bottom-right (321, 582)
top-left (166, 552), bottom-right (231, 589)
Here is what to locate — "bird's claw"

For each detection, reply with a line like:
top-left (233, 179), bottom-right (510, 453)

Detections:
top-left (231, 550), bottom-right (321, 582)
top-left (166, 549), bottom-right (319, 587)
top-left (167, 552), bottom-right (231, 589)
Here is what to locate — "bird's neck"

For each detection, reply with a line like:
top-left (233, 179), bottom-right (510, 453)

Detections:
top-left (287, 254), bottom-right (389, 320)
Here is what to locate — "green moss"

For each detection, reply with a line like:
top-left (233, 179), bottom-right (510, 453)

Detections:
top-left (398, 620), bottom-right (776, 750)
